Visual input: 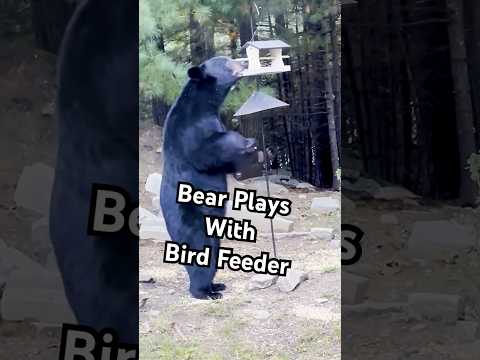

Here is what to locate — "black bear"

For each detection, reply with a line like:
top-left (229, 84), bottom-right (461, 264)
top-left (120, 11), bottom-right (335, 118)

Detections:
top-left (50, 0), bottom-right (138, 344)
top-left (161, 56), bottom-right (257, 300)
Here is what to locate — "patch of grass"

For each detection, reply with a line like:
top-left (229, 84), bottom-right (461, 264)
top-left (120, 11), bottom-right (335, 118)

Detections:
top-left (231, 344), bottom-right (261, 360)
top-left (269, 356), bottom-right (290, 360)
top-left (295, 320), bottom-right (340, 357)
top-left (320, 264), bottom-right (339, 274)
top-left (201, 301), bottom-right (233, 318)
top-left (200, 296), bottom-right (249, 318)
top-left (140, 336), bottom-right (222, 360)
top-left (220, 318), bottom-right (246, 337)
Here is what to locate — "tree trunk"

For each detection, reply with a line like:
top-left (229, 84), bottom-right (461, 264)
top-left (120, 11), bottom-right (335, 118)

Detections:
top-left (237, 0), bottom-right (256, 46)
top-left (446, 0), bottom-right (478, 204)
top-left (329, 9), bottom-right (341, 161)
top-left (464, 0), bottom-right (480, 149)
top-left (275, 14), bottom-right (287, 39)
top-left (325, 41), bottom-right (340, 191)
top-left (31, 0), bottom-right (76, 53)
top-left (189, 9), bottom-right (215, 64)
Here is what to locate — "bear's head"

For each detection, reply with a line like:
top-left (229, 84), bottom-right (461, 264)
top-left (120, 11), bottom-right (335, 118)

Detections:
top-left (187, 56), bottom-right (246, 106)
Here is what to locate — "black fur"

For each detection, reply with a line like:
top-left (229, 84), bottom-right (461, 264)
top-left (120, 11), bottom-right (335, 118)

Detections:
top-left (161, 56), bottom-right (256, 300)
top-left (50, 0), bottom-right (138, 344)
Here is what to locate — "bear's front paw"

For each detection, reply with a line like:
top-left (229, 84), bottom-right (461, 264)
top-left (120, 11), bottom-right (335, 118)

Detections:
top-left (244, 138), bottom-right (257, 153)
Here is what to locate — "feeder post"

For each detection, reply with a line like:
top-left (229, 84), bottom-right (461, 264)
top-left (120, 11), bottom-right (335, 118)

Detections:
top-left (270, 48), bottom-right (284, 69)
top-left (261, 117), bottom-right (278, 258)
top-left (246, 45), bottom-right (261, 72)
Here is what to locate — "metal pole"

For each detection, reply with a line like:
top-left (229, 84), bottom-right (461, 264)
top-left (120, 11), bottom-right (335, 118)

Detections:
top-left (250, 1), bottom-right (277, 258)
top-left (261, 119), bottom-right (277, 258)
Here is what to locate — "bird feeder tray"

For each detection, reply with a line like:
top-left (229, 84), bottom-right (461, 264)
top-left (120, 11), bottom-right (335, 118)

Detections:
top-left (235, 40), bottom-right (291, 77)
top-left (234, 91), bottom-right (289, 117)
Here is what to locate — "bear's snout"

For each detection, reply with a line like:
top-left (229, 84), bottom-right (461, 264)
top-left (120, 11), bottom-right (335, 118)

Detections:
top-left (230, 60), bottom-right (247, 77)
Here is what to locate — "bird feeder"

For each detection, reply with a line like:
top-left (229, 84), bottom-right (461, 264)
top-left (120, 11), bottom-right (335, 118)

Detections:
top-left (236, 40), bottom-right (291, 77)
top-left (233, 37), bottom-right (292, 258)
top-left (234, 91), bottom-right (289, 117)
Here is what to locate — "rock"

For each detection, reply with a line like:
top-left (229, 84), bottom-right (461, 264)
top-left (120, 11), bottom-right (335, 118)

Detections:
top-left (410, 323), bottom-right (427, 332)
top-left (343, 168), bottom-right (361, 180)
top-left (293, 305), bottom-right (339, 321)
top-left (33, 322), bottom-right (63, 337)
top-left (407, 220), bottom-right (476, 259)
top-left (225, 201), bottom-right (293, 233)
top-left (267, 175), bottom-right (299, 187)
top-left (250, 180), bottom-right (288, 195)
top-left (139, 207), bottom-right (164, 226)
top-left (139, 208), bottom-right (168, 240)
top-left (453, 321), bottom-right (480, 342)
top-left (145, 173), bottom-right (162, 195)
top-left (310, 227), bottom-right (334, 241)
top-left (380, 214), bottom-right (399, 225)
top-left (151, 195), bottom-right (160, 212)
top-left (155, 147), bottom-right (162, 154)
top-left (41, 102), bottom-right (55, 117)
top-left (140, 224), bottom-right (170, 241)
top-left (403, 198), bottom-right (419, 206)
top-left (1, 269), bottom-right (76, 324)
top-left (31, 216), bottom-right (50, 251)
top-left (286, 179), bottom-right (300, 187)
top-left (296, 182), bottom-right (316, 190)
top-left (408, 293), bottom-right (464, 324)
top-left (373, 186), bottom-right (419, 200)
top-left (342, 177), bottom-right (380, 195)
top-left (342, 272), bottom-right (369, 305)
top-left (248, 274), bottom-right (278, 291)
top-left (14, 163), bottom-right (54, 214)
top-left (343, 152), bottom-right (364, 170)
top-left (45, 252), bottom-right (59, 273)
top-left (0, 240), bottom-right (46, 279)
top-left (342, 302), bottom-right (407, 316)
top-left (277, 270), bottom-right (308, 292)
top-left (227, 175), bottom-right (247, 194)
top-left (341, 195), bottom-right (356, 211)
top-left (328, 240), bottom-right (340, 249)
top-left (310, 197), bottom-right (339, 213)
top-left (251, 310), bottom-right (270, 320)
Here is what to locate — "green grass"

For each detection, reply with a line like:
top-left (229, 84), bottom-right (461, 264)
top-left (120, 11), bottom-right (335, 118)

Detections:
top-left (140, 336), bottom-right (222, 360)
top-left (320, 263), bottom-right (340, 274)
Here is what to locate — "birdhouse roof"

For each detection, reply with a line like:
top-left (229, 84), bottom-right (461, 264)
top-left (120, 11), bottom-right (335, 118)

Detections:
top-left (242, 40), bottom-right (291, 51)
top-left (234, 91), bottom-right (289, 117)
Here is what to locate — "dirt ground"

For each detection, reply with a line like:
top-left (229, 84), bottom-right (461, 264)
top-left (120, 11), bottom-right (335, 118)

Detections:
top-left (139, 124), bottom-right (341, 360)
top-left (342, 190), bottom-right (480, 359)
top-left (0, 34), bottom-right (61, 359)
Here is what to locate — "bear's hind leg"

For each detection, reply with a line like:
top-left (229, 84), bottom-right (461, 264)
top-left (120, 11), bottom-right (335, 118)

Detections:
top-left (186, 264), bottom-right (222, 299)
top-left (211, 283), bottom-right (226, 291)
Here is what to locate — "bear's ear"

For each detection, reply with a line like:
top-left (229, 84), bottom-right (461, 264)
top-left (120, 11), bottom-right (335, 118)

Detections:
top-left (188, 66), bottom-right (205, 81)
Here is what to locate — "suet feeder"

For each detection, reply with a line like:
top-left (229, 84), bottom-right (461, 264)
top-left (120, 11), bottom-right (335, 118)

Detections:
top-left (236, 40), bottom-right (291, 77)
